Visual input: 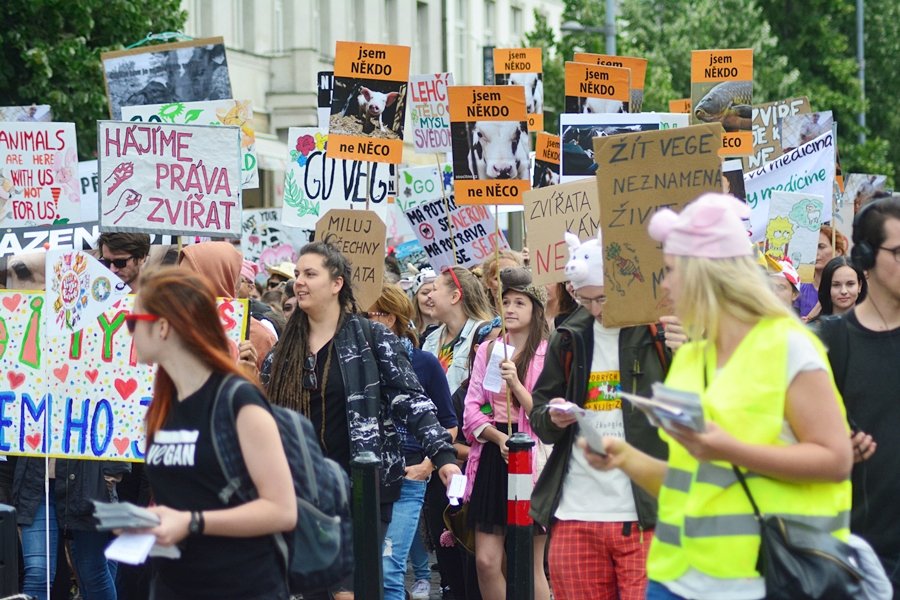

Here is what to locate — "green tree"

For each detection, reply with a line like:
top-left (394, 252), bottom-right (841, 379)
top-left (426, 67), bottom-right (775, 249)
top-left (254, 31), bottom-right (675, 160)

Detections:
top-left (0, 1), bottom-right (187, 159)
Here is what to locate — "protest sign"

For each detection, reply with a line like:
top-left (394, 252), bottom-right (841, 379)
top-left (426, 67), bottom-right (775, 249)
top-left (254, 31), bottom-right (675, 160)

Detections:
top-left (691, 48), bottom-right (753, 156)
top-left (328, 42), bottom-right (411, 164)
top-left (78, 161), bottom-right (100, 223)
top-left (317, 71), bottom-right (334, 129)
top-left (765, 191), bottom-right (824, 282)
top-left (122, 99), bottom-right (259, 189)
top-left (523, 179), bottom-right (600, 286)
top-left (404, 196), bottom-right (508, 271)
top-left (0, 105), bottom-right (52, 122)
top-left (0, 293), bottom-right (245, 460)
top-left (574, 53), bottom-right (647, 112)
top-left (314, 209), bottom-right (385, 311)
top-left (98, 121), bottom-right (242, 238)
top-left (494, 48), bottom-right (544, 131)
top-left (241, 208), bottom-right (309, 272)
top-left (559, 113), bottom-right (664, 183)
top-left (448, 86), bottom-right (530, 204)
top-left (533, 133), bottom-right (560, 189)
top-left (744, 129), bottom-right (835, 243)
top-left (409, 73), bottom-right (454, 153)
top-left (45, 250), bottom-right (129, 336)
top-left (396, 163), bottom-right (453, 211)
top-left (837, 173), bottom-right (889, 247)
top-left (282, 127), bottom-right (393, 229)
top-left (594, 123), bottom-right (724, 327)
top-left (743, 97), bottom-right (810, 170)
top-left (564, 62), bottom-right (630, 114)
top-left (669, 98), bottom-right (692, 113)
top-left (780, 111), bottom-right (832, 153)
top-left (394, 239), bottom-right (428, 269)
top-left (723, 159), bottom-right (746, 202)
top-left (102, 37), bottom-right (231, 120)
top-left (0, 122), bottom-right (80, 226)
top-left (0, 223), bottom-right (175, 260)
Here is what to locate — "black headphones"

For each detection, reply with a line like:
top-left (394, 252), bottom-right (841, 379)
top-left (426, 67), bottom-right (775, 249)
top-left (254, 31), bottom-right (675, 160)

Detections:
top-left (850, 197), bottom-right (891, 270)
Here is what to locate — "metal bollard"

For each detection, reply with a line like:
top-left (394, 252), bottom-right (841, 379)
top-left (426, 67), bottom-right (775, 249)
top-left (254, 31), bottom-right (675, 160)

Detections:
top-left (351, 452), bottom-right (383, 600)
top-left (506, 433), bottom-right (535, 600)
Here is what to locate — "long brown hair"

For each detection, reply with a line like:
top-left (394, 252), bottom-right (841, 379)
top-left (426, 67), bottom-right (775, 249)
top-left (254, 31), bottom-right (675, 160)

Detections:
top-left (371, 283), bottom-right (418, 346)
top-left (502, 290), bottom-right (550, 384)
top-left (440, 266), bottom-right (493, 323)
top-left (140, 267), bottom-right (244, 444)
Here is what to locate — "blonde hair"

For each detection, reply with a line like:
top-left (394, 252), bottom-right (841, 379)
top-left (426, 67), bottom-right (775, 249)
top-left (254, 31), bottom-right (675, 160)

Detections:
top-left (440, 266), bottom-right (494, 323)
top-left (675, 255), bottom-right (799, 342)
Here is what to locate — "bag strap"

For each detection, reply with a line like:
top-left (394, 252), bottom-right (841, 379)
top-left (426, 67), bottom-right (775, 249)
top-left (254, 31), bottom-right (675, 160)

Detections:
top-left (210, 374), bottom-right (254, 505)
top-left (731, 465), bottom-right (763, 520)
top-left (648, 323), bottom-right (669, 374)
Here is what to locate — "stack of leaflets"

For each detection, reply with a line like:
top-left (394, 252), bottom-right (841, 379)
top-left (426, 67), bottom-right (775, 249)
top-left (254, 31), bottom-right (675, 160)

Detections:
top-left (93, 501), bottom-right (161, 531)
top-left (618, 383), bottom-right (706, 433)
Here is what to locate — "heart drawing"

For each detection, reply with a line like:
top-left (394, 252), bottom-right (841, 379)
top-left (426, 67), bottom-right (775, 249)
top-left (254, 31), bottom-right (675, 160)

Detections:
top-left (7, 371), bottom-right (25, 389)
top-left (25, 433), bottom-right (41, 450)
top-left (113, 437), bottom-right (131, 456)
top-left (114, 378), bottom-right (138, 401)
top-left (84, 369), bottom-right (99, 384)
top-left (53, 365), bottom-right (69, 382)
top-left (2, 294), bottom-right (22, 312)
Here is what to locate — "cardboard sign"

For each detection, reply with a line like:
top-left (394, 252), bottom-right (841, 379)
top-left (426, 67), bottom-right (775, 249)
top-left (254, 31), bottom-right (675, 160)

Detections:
top-left (533, 133), bottom-right (560, 189)
top-left (98, 121), bottom-right (242, 238)
top-left (241, 208), bottom-right (310, 272)
top-left (594, 123), bottom-right (724, 327)
top-left (282, 127), bottom-right (393, 229)
top-left (743, 97), bottom-right (810, 171)
top-left (45, 250), bottom-right (129, 336)
top-left (448, 86), bottom-right (531, 204)
top-left (0, 294), bottom-right (245, 460)
top-left (560, 113), bottom-right (665, 183)
top-left (669, 98), bottom-right (692, 113)
top-left (691, 48), bottom-right (753, 156)
top-left (121, 99), bottom-right (259, 189)
top-left (744, 129), bottom-right (835, 243)
top-left (494, 48), bottom-right (544, 131)
top-left (564, 62), bottom-right (630, 114)
top-left (765, 191), bottom-right (824, 282)
top-left (396, 163), bottom-right (453, 211)
top-left (524, 179), bottom-right (600, 285)
top-left (0, 122), bottom-right (80, 226)
top-left (573, 53), bottom-right (647, 112)
top-left (409, 73), bottom-right (454, 153)
top-left (0, 105), bottom-right (52, 122)
top-left (314, 209), bottom-right (385, 311)
top-left (404, 196), bottom-right (508, 271)
top-left (328, 42), bottom-right (411, 164)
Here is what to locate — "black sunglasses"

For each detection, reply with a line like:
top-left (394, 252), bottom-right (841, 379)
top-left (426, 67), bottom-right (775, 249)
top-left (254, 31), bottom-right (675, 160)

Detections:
top-left (99, 257), bottom-right (134, 269)
top-left (302, 352), bottom-right (318, 390)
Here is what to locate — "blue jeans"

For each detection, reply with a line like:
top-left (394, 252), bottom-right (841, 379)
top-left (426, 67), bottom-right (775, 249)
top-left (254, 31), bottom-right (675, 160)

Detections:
top-left (409, 523), bottom-right (431, 581)
top-left (70, 529), bottom-right (118, 600)
top-left (646, 581), bottom-right (688, 600)
top-left (21, 492), bottom-right (58, 600)
top-left (383, 477), bottom-right (427, 600)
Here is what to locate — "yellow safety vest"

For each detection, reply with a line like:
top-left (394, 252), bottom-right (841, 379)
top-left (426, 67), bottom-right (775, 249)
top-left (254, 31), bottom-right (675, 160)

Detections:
top-left (647, 316), bottom-right (852, 582)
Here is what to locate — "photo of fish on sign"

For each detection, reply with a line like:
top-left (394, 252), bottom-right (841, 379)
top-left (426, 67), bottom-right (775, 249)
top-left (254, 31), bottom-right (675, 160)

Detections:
top-left (691, 48), bottom-right (753, 155)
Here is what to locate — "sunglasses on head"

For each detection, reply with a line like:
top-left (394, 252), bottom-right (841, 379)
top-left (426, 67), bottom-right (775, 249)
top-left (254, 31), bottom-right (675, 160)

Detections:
top-left (302, 352), bottom-right (318, 390)
top-left (100, 257), bottom-right (134, 269)
top-left (440, 266), bottom-right (464, 300)
top-left (125, 313), bottom-right (158, 334)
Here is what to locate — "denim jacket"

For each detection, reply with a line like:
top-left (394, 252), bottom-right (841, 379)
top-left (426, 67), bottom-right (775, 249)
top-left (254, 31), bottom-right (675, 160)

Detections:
top-left (422, 318), bottom-right (495, 394)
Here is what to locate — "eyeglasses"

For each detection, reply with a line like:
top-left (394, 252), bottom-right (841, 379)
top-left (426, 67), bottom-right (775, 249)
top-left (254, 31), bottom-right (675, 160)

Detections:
top-left (366, 311), bottom-right (388, 319)
top-left (441, 266), bottom-right (464, 300)
top-left (99, 257), bottom-right (134, 269)
top-left (576, 293), bottom-right (606, 306)
top-left (125, 313), bottom-right (159, 334)
top-left (302, 352), bottom-right (318, 390)
top-left (268, 279), bottom-right (287, 290)
top-left (878, 245), bottom-right (900, 263)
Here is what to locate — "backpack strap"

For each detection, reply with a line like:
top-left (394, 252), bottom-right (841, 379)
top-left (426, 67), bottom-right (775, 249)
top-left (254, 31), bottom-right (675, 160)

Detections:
top-left (559, 330), bottom-right (574, 387)
top-left (210, 374), bottom-right (255, 505)
top-left (648, 323), bottom-right (669, 375)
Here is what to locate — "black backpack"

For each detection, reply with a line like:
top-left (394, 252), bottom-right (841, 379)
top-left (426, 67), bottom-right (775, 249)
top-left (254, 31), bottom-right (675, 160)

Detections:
top-left (210, 375), bottom-right (353, 593)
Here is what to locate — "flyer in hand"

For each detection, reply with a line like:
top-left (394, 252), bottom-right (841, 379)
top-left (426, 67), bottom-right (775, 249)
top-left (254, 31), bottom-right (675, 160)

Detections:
top-left (618, 383), bottom-right (706, 433)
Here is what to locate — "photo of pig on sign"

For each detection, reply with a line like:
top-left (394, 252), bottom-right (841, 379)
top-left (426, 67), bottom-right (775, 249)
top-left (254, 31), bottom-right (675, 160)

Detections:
top-left (564, 61), bottom-right (631, 115)
top-left (493, 48), bottom-right (543, 132)
top-left (573, 53), bottom-right (647, 113)
top-left (448, 85), bottom-right (531, 205)
top-left (328, 41), bottom-right (410, 164)
top-left (691, 48), bottom-right (753, 156)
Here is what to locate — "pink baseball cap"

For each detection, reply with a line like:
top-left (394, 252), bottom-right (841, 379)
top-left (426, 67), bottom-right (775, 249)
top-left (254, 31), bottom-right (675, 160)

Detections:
top-left (648, 193), bottom-right (753, 259)
top-left (775, 258), bottom-right (800, 291)
top-left (240, 259), bottom-right (259, 283)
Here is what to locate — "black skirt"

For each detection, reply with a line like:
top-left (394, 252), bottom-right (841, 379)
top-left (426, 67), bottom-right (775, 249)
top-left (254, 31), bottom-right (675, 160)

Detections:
top-left (467, 422), bottom-right (514, 533)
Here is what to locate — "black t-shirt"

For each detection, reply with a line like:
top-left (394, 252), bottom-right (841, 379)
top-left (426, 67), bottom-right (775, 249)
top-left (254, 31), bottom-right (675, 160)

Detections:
top-left (305, 342), bottom-right (351, 474)
top-left (144, 373), bottom-right (287, 600)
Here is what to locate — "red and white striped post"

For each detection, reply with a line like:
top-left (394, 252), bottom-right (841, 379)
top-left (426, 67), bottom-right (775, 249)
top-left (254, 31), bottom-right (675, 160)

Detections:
top-left (506, 432), bottom-right (535, 599)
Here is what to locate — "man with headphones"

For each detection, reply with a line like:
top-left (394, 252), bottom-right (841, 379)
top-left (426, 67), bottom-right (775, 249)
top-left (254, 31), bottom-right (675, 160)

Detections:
top-left (817, 193), bottom-right (900, 592)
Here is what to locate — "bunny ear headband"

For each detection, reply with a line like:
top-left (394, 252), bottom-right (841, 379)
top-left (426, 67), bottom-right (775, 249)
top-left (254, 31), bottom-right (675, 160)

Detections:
top-left (648, 193), bottom-right (753, 259)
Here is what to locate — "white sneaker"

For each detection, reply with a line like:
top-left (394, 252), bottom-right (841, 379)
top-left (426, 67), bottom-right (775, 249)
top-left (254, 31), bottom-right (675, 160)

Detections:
top-left (410, 578), bottom-right (431, 600)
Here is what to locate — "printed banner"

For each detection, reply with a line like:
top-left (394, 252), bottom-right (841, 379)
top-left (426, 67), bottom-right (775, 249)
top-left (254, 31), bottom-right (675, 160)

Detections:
top-left (742, 97), bottom-right (810, 171)
top-left (523, 179), bottom-right (600, 286)
top-left (765, 191), bottom-right (824, 282)
top-left (532, 133), bottom-right (560, 189)
top-left (743, 129), bottom-right (835, 243)
top-left (0, 293), bottom-right (245, 460)
top-left (448, 85), bottom-right (531, 204)
top-left (314, 209), bottom-right (385, 311)
top-left (573, 53), bottom-right (647, 112)
top-left (121, 99), bottom-right (259, 189)
top-left (564, 62), bottom-right (630, 114)
top-left (409, 73), bottom-right (454, 153)
top-left (241, 208), bottom-right (310, 272)
top-left (779, 111), bottom-right (833, 154)
top-left (328, 42), bottom-right (411, 164)
top-left (594, 123), bottom-right (724, 327)
top-left (691, 48), bottom-right (753, 156)
top-left (98, 121), bottom-right (242, 238)
top-left (281, 127), bottom-right (393, 229)
top-left (560, 113), bottom-right (665, 183)
top-left (0, 122), bottom-right (80, 226)
top-left (45, 250), bottom-right (129, 336)
top-left (404, 196), bottom-right (508, 271)
top-left (0, 105), bottom-right (52, 122)
top-left (494, 48), bottom-right (544, 131)
top-left (396, 164), bottom-right (453, 211)
top-left (394, 238), bottom-right (428, 269)
top-left (0, 223), bottom-right (176, 260)
top-left (669, 98), bottom-right (692, 113)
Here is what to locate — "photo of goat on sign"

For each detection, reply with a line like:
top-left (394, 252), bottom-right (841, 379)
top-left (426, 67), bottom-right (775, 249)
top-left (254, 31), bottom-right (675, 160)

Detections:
top-left (330, 77), bottom-right (407, 140)
top-left (450, 120), bottom-right (531, 181)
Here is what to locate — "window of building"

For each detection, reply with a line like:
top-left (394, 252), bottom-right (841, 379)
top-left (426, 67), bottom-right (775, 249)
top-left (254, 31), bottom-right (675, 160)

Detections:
top-left (511, 5), bottom-right (523, 41)
top-left (318, 0), bottom-right (332, 55)
top-left (351, 0), bottom-right (366, 41)
top-left (386, 0), bottom-right (398, 44)
top-left (484, 0), bottom-right (495, 44)
top-left (416, 2), bottom-right (429, 71)
top-left (273, 0), bottom-right (284, 53)
top-left (455, 0), bottom-right (466, 79)
top-left (233, 0), bottom-right (244, 48)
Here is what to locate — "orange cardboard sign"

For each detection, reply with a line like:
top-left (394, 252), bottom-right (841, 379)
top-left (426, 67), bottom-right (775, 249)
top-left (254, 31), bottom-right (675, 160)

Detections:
top-left (573, 54), bottom-right (647, 112)
top-left (493, 48), bottom-right (544, 132)
top-left (669, 98), bottom-right (692, 113)
top-left (328, 41), bottom-right (411, 164)
top-left (690, 48), bottom-right (753, 157)
top-left (448, 86), bottom-right (531, 205)
top-left (564, 62), bottom-right (630, 114)
top-left (535, 133), bottom-right (560, 166)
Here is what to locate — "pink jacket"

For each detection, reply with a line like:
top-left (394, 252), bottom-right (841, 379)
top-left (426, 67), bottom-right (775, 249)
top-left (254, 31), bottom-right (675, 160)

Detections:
top-left (462, 340), bottom-right (548, 502)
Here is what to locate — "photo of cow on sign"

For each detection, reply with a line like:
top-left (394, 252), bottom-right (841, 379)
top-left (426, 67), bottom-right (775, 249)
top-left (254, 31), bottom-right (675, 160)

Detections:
top-left (493, 47), bottom-right (544, 131)
top-left (462, 121), bottom-right (531, 181)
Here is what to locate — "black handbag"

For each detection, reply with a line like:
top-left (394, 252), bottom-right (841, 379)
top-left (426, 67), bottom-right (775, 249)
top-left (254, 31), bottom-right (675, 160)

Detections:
top-left (731, 465), bottom-right (864, 599)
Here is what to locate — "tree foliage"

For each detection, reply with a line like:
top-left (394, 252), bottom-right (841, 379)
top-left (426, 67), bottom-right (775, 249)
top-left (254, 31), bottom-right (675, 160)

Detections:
top-left (0, 0), bottom-right (187, 159)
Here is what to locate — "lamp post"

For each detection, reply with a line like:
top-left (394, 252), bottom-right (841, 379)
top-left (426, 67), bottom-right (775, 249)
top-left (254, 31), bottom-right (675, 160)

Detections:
top-left (560, 0), bottom-right (617, 55)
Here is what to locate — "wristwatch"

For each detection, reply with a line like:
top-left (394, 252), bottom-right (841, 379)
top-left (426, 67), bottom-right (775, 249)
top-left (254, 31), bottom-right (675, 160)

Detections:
top-left (189, 511), bottom-right (205, 536)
